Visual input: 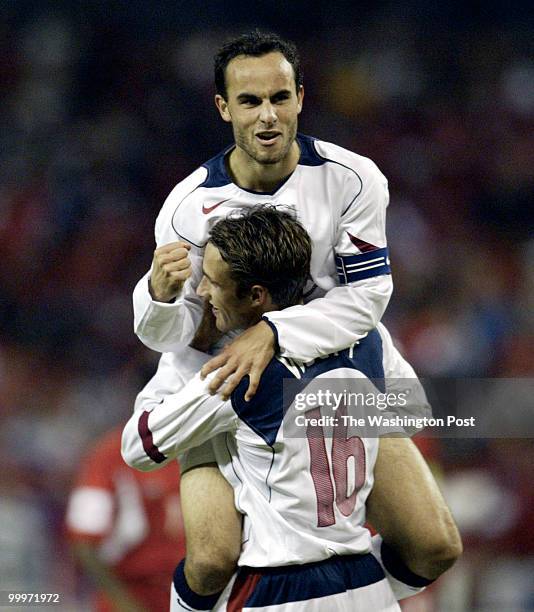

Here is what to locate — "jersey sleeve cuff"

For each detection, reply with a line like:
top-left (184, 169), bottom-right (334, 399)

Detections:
top-left (261, 316), bottom-right (280, 354)
top-left (173, 559), bottom-right (223, 610)
top-left (380, 540), bottom-right (435, 588)
top-left (147, 277), bottom-right (185, 307)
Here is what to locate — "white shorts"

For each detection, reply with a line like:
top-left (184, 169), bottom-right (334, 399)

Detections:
top-left (171, 552), bottom-right (400, 611)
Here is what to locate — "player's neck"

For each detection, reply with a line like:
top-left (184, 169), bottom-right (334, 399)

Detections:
top-left (228, 142), bottom-right (300, 193)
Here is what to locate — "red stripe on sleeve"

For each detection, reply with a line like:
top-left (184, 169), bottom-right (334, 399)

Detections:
top-left (138, 411), bottom-right (167, 464)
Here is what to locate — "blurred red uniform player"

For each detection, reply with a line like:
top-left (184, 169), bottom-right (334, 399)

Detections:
top-left (65, 426), bottom-right (185, 612)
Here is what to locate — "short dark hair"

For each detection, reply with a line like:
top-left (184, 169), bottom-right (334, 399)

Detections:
top-left (214, 30), bottom-right (303, 99)
top-left (208, 206), bottom-right (311, 309)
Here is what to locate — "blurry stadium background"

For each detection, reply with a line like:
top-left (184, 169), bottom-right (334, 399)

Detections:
top-left (0, 1), bottom-right (533, 610)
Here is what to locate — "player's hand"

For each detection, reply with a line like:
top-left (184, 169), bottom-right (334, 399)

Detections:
top-left (201, 320), bottom-right (276, 401)
top-left (149, 241), bottom-right (191, 303)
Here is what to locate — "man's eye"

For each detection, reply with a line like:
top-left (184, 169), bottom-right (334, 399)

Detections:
top-left (272, 92), bottom-right (291, 104)
top-left (239, 97), bottom-right (260, 106)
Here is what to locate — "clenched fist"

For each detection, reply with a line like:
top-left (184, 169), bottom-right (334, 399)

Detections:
top-left (149, 241), bottom-right (192, 303)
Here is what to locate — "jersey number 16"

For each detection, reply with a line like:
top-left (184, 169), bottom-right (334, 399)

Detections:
top-left (305, 405), bottom-right (366, 527)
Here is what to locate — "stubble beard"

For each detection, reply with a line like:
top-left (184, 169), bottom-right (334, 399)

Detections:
top-left (236, 122), bottom-right (298, 167)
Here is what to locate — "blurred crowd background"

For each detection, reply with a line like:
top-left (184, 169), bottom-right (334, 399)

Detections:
top-left (0, 1), bottom-right (532, 610)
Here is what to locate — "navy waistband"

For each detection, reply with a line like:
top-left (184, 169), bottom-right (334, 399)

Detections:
top-left (236, 552), bottom-right (385, 607)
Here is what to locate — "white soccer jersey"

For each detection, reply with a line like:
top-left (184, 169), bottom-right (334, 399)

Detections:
top-left (133, 134), bottom-right (392, 361)
top-left (122, 324), bottom-right (430, 569)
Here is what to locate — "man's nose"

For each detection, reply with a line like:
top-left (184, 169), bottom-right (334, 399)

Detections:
top-left (259, 101), bottom-right (277, 125)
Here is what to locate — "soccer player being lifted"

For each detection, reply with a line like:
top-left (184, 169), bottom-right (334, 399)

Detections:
top-left (124, 207), bottom-right (462, 610)
top-left (133, 30), bottom-right (395, 599)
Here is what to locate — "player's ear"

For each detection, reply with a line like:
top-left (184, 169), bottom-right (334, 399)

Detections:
top-left (250, 285), bottom-right (269, 307)
top-left (215, 95), bottom-right (232, 122)
top-left (296, 85), bottom-right (304, 114)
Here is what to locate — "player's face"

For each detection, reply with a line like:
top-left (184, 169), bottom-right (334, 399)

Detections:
top-left (197, 242), bottom-right (256, 333)
top-left (215, 52), bottom-right (304, 166)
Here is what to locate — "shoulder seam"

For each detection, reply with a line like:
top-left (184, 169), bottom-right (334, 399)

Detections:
top-left (170, 183), bottom-right (205, 247)
top-left (310, 141), bottom-right (364, 215)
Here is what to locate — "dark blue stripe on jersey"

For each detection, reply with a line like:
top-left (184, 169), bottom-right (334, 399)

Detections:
top-left (302, 328), bottom-right (385, 388)
top-left (200, 146), bottom-right (233, 188)
top-left (335, 247), bottom-right (391, 284)
top-left (231, 329), bottom-right (385, 446)
top-left (297, 133), bottom-right (364, 215)
top-left (231, 359), bottom-right (295, 447)
top-left (261, 316), bottom-right (280, 353)
top-left (239, 552), bottom-right (385, 607)
top-left (297, 133), bottom-right (326, 166)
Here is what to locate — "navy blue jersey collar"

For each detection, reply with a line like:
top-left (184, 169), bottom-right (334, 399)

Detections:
top-left (297, 133), bottom-right (325, 166)
top-left (200, 134), bottom-right (325, 194)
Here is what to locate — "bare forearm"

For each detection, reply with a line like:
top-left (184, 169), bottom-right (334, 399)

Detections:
top-left (265, 275), bottom-right (392, 361)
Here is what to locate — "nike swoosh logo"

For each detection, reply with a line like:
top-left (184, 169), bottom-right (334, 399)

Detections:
top-left (202, 199), bottom-right (230, 214)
